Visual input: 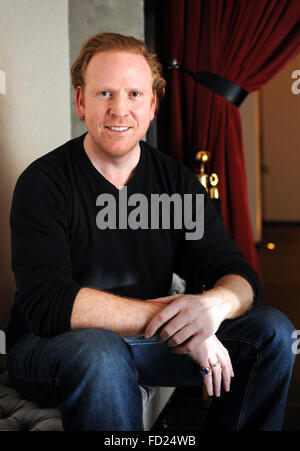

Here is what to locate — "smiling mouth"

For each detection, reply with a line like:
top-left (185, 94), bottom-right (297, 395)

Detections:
top-left (105, 126), bottom-right (131, 132)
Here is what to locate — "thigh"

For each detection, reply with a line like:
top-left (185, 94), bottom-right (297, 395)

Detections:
top-left (7, 332), bottom-right (63, 407)
top-left (124, 335), bottom-right (204, 388)
top-left (216, 304), bottom-right (296, 368)
top-left (127, 305), bottom-right (295, 387)
top-left (6, 328), bottom-right (134, 407)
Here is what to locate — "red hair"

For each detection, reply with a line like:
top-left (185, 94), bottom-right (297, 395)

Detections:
top-left (71, 32), bottom-right (166, 112)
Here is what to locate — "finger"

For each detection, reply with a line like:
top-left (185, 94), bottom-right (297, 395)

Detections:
top-left (201, 367), bottom-right (213, 397)
top-left (167, 324), bottom-right (209, 349)
top-left (170, 334), bottom-right (200, 354)
top-left (171, 334), bottom-right (203, 355)
top-left (144, 302), bottom-right (180, 338)
top-left (159, 318), bottom-right (197, 347)
top-left (229, 355), bottom-right (234, 378)
top-left (219, 351), bottom-right (234, 391)
top-left (220, 360), bottom-right (231, 392)
top-left (216, 339), bottom-right (234, 378)
top-left (222, 345), bottom-right (234, 378)
top-left (210, 360), bottom-right (222, 397)
top-left (147, 294), bottom-right (182, 303)
top-left (171, 346), bottom-right (188, 355)
top-left (164, 322), bottom-right (197, 347)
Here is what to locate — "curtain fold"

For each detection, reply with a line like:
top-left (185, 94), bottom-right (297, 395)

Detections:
top-left (156, 0), bottom-right (300, 274)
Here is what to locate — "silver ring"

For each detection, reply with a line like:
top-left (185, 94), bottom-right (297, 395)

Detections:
top-left (210, 361), bottom-right (220, 368)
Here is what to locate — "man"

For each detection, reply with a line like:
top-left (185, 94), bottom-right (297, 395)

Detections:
top-left (6, 33), bottom-right (295, 431)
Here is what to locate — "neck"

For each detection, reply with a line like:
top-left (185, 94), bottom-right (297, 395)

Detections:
top-left (83, 134), bottom-right (141, 189)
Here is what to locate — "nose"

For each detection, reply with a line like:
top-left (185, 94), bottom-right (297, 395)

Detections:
top-left (108, 92), bottom-right (129, 117)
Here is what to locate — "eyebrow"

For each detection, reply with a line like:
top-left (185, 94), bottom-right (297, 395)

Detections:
top-left (95, 87), bottom-right (145, 92)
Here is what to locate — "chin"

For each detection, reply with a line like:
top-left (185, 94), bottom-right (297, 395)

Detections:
top-left (102, 146), bottom-right (136, 159)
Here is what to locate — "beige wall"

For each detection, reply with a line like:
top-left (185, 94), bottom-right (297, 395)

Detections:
top-left (240, 53), bottom-right (300, 238)
top-left (260, 53), bottom-right (300, 222)
top-left (0, 0), bottom-right (71, 329)
top-left (69, 0), bottom-right (144, 138)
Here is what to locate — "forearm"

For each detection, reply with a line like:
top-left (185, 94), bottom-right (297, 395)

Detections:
top-left (70, 287), bottom-right (164, 337)
top-left (211, 274), bottom-right (254, 320)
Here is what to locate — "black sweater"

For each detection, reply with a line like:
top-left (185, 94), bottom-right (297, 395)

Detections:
top-left (6, 134), bottom-right (263, 350)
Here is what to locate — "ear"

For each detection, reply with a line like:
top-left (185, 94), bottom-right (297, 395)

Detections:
top-left (150, 91), bottom-right (157, 121)
top-left (75, 85), bottom-right (85, 119)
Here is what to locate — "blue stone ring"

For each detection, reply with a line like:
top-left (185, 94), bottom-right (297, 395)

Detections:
top-left (200, 366), bottom-right (211, 376)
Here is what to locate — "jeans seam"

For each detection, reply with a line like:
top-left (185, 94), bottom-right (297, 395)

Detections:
top-left (236, 350), bottom-right (260, 430)
top-left (126, 341), bottom-right (161, 345)
top-left (218, 334), bottom-right (261, 349)
top-left (218, 334), bottom-right (262, 431)
top-left (9, 374), bottom-right (60, 384)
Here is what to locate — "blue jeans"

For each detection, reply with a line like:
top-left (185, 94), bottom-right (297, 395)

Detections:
top-left (6, 305), bottom-right (296, 431)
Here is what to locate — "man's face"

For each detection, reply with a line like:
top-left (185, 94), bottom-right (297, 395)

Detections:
top-left (76, 51), bottom-right (156, 158)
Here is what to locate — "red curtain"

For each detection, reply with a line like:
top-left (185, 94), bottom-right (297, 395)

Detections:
top-left (156, 0), bottom-right (300, 274)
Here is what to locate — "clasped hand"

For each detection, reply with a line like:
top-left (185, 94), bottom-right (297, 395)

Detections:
top-left (144, 293), bottom-right (234, 397)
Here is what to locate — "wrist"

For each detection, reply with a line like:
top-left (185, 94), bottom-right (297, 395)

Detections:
top-left (214, 287), bottom-right (236, 320)
top-left (213, 274), bottom-right (254, 319)
top-left (203, 286), bottom-right (236, 321)
top-left (134, 300), bottom-right (165, 336)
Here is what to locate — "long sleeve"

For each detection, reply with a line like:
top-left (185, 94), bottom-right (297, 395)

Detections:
top-left (10, 164), bottom-right (81, 337)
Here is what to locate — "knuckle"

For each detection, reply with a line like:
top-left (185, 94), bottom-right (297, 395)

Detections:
top-left (173, 297), bottom-right (181, 307)
top-left (185, 342), bottom-right (193, 352)
top-left (195, 327), bottom-right (204, 339)
top-left (157, 312), bottom-right (165, 323)
top-left (163, 326), bottom-right (172, 338)
top-left (185, 308), bottom-right (194, 318)
top-left (195, 318), bottom-right (203, 328)
top-left (171, 335), bottom-right (181, 346)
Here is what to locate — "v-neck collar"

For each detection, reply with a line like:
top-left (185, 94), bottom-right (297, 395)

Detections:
top-left (78, 133), bottom-right (145, 194)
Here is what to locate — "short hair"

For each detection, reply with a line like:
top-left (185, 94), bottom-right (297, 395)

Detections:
top-left (71, 32), bottom-right (166, 112)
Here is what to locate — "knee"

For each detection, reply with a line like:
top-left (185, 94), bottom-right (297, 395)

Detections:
top-left (57, 328), bottom-right (133, 377)
top-left (251, 306), bottom-right (296, 359)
